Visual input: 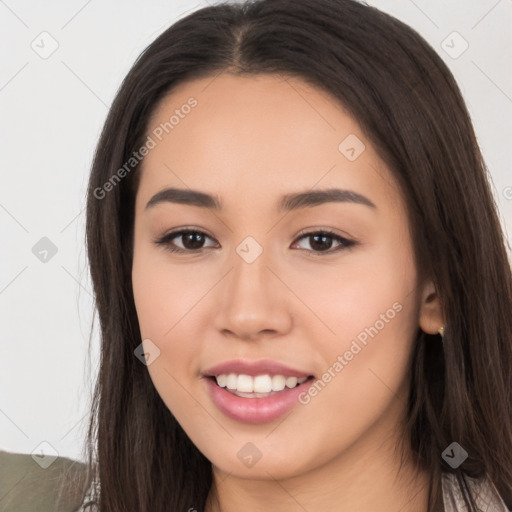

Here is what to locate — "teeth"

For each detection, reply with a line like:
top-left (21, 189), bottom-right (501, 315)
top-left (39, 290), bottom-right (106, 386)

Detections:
top-left (286, 376), bottom-right (298, 388)
top-left (214, 373), bottom-right (308, 393)
top-left (271, 375), bottom-right (286, 391)
top-left (237, 374), bottom-right (254, 392)
top-left (226, 374), bottom-right (237, 390)
top-left (254, 375), bottom-right (272, 393)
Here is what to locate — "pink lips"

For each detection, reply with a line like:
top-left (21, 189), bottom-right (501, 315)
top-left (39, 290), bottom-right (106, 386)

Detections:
top-left (204, 377), bottom-right (314, 423)
top-left (203, 359), bottom-right (312, 378)
top-left (203, 359), bottom-right (314, 423)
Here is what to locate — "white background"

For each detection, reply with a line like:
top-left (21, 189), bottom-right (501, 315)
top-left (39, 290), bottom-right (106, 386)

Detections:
top-left (1, 0), bottom-right (511, 463)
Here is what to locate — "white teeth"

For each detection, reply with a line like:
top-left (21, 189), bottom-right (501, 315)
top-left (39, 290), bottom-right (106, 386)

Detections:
top-left (271, 375), bottom-right (286, 391)
top-left (214, 373), bottom-right (309, 393)
top-left (237, 374), bottom-right (253, 392)
top-left (254, 375), bottom-right (272, 393)
top-left (226, 374), bottom-right (238, 390)
top-left (285, 376), bottom-right (298, 388)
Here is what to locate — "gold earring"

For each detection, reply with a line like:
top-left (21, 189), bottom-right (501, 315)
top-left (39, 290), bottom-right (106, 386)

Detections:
top-left (438, 326), bottom-right (445, 338)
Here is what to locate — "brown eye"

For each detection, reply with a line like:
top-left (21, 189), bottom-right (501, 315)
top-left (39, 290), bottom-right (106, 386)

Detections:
top-left (179, 232), bottom-right (207, 250)
top-left (154, 229), bottom-right (356, 255)
top-left (154, 230), bottom-right (217, 253)
top-left (292, 230), bottom-right (356, 254)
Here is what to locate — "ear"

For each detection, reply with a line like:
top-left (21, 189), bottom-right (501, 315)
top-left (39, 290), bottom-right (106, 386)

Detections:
top-left (418, 279), bottom-right (445, 335)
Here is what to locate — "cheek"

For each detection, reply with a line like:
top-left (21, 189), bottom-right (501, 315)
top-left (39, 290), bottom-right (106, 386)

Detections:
top-left (292, 240), bottom-right (419, 440)
top-left (292, 233), bottom-right (417, 352)
top-left (131, 248), bottom-right (216, 414)
top-left (132, 242), bottom-right (211, 342)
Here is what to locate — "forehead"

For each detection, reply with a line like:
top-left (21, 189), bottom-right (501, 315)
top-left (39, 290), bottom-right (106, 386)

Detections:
top-left (137, 72), bottom-right (401, 212)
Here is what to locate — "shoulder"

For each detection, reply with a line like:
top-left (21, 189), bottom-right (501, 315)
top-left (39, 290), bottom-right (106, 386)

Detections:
top-left (441, 471), bottom-right (510, 512)
top-left (0, 449), bottom-right (91, 512)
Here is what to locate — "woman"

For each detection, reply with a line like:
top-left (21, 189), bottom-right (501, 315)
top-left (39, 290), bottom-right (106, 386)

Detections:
top-left (77, 0), bottom-right (512, 510)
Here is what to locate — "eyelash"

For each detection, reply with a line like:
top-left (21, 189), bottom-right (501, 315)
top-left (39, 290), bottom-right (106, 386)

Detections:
top-left (153, 228), bottom-right (357, 256)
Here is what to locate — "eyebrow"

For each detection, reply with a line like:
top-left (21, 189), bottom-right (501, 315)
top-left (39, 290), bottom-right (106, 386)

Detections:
top-left (145, 187), bottom-right (376, 211)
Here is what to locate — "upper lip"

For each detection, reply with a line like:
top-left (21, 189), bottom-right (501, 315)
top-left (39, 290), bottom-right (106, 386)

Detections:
top-left (203, 359), bottom-right (313, 378)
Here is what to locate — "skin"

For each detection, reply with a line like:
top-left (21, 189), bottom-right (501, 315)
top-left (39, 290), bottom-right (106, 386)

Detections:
top-left (131, 73), bottom-right (444, 511)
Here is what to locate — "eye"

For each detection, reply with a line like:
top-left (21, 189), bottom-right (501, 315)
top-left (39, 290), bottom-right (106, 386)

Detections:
top-left (154, 229), bottom-right (218, 254)
top-left (291, 229), bottom-right (357, 255)
top-left (154, 228), bottom-right (357, 255)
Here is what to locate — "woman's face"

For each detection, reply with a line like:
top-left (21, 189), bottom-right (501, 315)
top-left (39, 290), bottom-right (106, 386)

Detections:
top-left (132, 73), bottom-right (439, 481)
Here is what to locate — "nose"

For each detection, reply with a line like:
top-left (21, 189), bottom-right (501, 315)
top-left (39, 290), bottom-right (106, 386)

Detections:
top-left (213, 248), bottom-right (293, 341)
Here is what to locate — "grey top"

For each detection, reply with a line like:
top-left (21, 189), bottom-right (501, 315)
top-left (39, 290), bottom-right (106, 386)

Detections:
top-left (75, 473), bottom-right (509, 511)
top-left (441, 472), bottom-right (509, 511)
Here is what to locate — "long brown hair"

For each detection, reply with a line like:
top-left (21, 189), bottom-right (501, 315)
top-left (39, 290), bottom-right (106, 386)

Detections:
top-left (83, 0), bottom-right (512, 510)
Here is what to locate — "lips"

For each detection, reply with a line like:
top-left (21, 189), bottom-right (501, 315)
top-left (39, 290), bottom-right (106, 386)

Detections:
top-left (204, 376), bottom-right (314, 423)
top-left (202, 359), bottom-right (315, 423)
top-left (203, 359), bottom-right (313, 379)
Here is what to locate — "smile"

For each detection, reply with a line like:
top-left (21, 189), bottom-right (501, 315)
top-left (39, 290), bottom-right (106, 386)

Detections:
top-left (204, 374), bottom-right (315, 423)
top-left (215, 373), bottom-right (308, 397)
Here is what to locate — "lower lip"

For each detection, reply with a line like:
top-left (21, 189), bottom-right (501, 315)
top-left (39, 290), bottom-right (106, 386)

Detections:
top-left (204, 377), bottom-right (314, 423)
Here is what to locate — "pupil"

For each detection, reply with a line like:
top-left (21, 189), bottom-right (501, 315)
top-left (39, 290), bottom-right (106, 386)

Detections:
top-left (310, 234), bottom-right (332, 251)
top-left (184, 233), bottom-right (204, 249)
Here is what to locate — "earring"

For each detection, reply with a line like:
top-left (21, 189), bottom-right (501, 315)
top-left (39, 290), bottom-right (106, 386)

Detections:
top-left (438, 326), bottom-right (445, 338)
